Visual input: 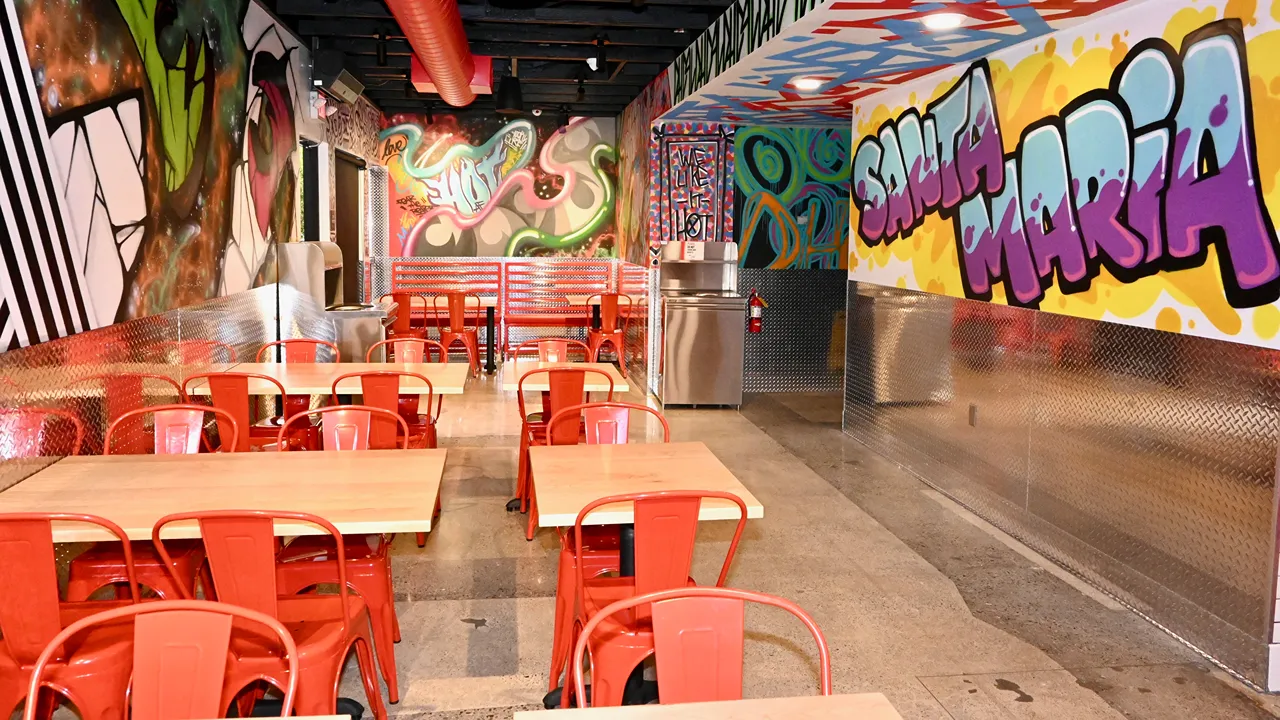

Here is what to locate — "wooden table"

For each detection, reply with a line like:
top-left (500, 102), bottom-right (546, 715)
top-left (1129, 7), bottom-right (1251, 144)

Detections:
top-left (517, 694), bottom-right (902, 718)
top-left (186, 362), bottom-right (469, 396)
top-left (0, 449), bottom-right (447, 541)
top-left (501, 361), bottom-right (629, 393)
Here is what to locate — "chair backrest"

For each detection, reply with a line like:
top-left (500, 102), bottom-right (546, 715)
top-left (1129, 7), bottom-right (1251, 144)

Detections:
top-left (546, 402), bottom-right (670, 446)
top-left (276, 405), bottom-right (410, 451)
top-left (72, 373), bottom-right (185, 454)
top-left (379, 292), bottom-right (420, 335)
top-left (153, 511), bottom-right (352, 637)
top-left (588, 293), bottom-right (634, 332)
top-left (25, 599), bottom-right (297, 720)
top-left (331, 373), bottom-right (431, 449)
top-left (511, 338), bottom-right (591, 363)
top-left (0, 407), bottom-right (85, 458)
top-left (182, 373), bottom-right (288, 453)
top-left (105, 404), bottom-right (240, 455)
top-left (433, 292), bottom-right (479, 332)
top-left (571, 587), bottom-right (832, 707)
top-left (574, 491), bottom-right (747, 608)
top-left (365, 338), bottom-right (447, 363)
top-left (516, 367), bottom-right (615, 446)
top-left (0, 514), bottom-right (137, 666)
top-left (255, 339), bottom-right (341, 363)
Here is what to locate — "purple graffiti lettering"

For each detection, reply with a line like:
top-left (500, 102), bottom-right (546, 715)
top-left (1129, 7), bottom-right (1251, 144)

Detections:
top-left (1127, 131), bottom-right (1170, 263)
top-left (899, 113), bottom-right (943, 220)
top-left (928, 71), bottom-right (971, 209)
top-left (1020, 126), bottom-right (1089, 284)
top-left (1064, 99), bottom-right (1145, 269)
top-left (879, 124), bottom-right (917, 237)
top-left (958, 160), bottom-right (1042, 305)
top-left (956, 66), bottom-right (1005, 199)
top-left (852, 136), bottom-right (888, 244)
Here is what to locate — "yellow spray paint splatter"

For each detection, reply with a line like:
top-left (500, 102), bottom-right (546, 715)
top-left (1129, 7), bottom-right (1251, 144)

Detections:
top-left (1254, 304), bottom-right (1280, 338)
top-left (1156, 307), bottom-right (1182, 333)
top-left (1227, 0), bottom-right (1258, 24)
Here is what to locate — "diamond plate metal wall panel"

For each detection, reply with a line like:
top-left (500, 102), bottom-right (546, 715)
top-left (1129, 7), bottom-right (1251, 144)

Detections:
top-left (740, 269), bottom-right (845, 393)
top-left (842, 281), bottom-right (1279, 687)
top-left (367, 166), bottom-right (390, 259)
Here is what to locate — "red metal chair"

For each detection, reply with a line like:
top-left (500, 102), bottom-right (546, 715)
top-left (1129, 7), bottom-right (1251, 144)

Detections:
top-left (255, 339), bottom-right (342, 363)
top-left (275, 399), bottom-right (413, 704)
top-left (69, 405), bottom-right (240, 604)
top-left (571, 587), bottom-right (832, 707)
top-left (0, 513), bottom-right (138, 720)
top-left (543, 403), bottom-right (670, 691)
top-left (433, 292), bottom-right (481, 376)
top-left (515, 367), bottom-right (615, 539)
top-left (69, 373), bottom-right (185, 455)
top-left (152, 511), bottom-right (387, 719)
top-left (182, 372), bottom-right (307, 452)
top-left (563, 491), bottom-right (749, 708)
top-left (379, 292), bottom-right (427, 340)
top-left (586, 294), bottom-right (634, 376)
top-left (366, 337), bottom-right (448, 363)
top-left (275, 405), bottom-right (408, 452)
top-left (511, 338), bottom-right (592, 364)
top-left (23, 600), bottom-right (299, 720)
top-left (0, 407), bottom-right (84, 459)
top-left (154, 339), bottom-right (238, 364)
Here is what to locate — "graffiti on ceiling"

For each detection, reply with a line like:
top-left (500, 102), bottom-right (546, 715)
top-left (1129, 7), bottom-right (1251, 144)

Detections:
top-left (661, 0), bottom-right (1140, 126)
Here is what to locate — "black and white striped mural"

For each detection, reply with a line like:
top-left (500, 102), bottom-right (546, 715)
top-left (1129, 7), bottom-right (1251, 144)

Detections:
top-left (0, 0), bottom-right (91, 349)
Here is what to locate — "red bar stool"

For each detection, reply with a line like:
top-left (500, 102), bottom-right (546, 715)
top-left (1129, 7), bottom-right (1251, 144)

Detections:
top-left (433, 292), bottom-right (481, 376)
top-left (152, 511), bottom-right (387, 719)
top-left (67, 405), bottom-right (240, 604)
top-left (24, 600), bottom-right (299, 720)
top-left (562, 491), bottom-right (748, 708)
top-left (273, 405), bottom-right (408, 703)
top-left (571, 587), bottom-right (832, 707)
top-left (182, 372), bottom-right (303, 452)
top-left (514, 367), bottom-right (615, 538)
top-left (0, 513), bottom-right (139, 720)
top-left (586, 293), bottom-right (634, 376)
top-left (543, 402), bottom-right (670, 692)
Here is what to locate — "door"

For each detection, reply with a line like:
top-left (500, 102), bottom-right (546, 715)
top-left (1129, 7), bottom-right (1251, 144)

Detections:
top-left (334, 151), bottom-right (364, 303)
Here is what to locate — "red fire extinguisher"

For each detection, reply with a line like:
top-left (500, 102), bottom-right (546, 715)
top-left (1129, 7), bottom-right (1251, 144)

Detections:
top-left (748, 288), bottom-right (767, 333)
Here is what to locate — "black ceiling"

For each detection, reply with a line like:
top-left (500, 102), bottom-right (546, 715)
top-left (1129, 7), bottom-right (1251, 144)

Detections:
top-left (267, 0), bottom-right (732, 118)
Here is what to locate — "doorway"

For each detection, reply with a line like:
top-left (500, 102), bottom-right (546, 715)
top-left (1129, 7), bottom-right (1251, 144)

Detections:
top-left (334, 150), bottom-right (365, 303)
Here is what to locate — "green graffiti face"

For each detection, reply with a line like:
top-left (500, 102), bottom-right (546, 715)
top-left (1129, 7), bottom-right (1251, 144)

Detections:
top-left (113, 0), bottom-right (244, 198)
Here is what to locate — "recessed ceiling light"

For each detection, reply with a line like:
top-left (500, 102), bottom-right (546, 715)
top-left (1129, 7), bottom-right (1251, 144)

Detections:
top-left (921, 12), bottom-right (965, 30)
top-left (793, 76), bottom-right (825, 91)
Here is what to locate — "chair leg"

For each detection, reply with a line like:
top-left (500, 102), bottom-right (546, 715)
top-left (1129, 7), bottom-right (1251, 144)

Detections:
top-left (416, 532), bottom-right (426, 547)
top-left (588, 643), bottom-right (652, 708)
top-left (549, 548), bottom-right (576, 691)
top-left (353, 633), bottom-right (390, 720)
top-left (357, 574), bottom-right (401, 703)
top-left (526, 493), bottom-right (538, 541)
top-left (516, 428), bottom-right (531, 511)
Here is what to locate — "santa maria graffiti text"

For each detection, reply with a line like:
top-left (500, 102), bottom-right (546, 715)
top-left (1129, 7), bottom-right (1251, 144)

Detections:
top-left (853, 19), bottom-right (1279, 315)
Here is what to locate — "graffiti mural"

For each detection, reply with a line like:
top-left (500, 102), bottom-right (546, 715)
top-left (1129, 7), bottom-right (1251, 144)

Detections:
top-left (617, 71), bottom-right (672, 266)
top-left (378, 114), bottom-right (617, 258)
top-left (735, 127), bottom-right (850, 269)
top-left (12, 0), bottom-right (311, 340)
top-left (648, 123), bottom-right (735, 265)
top-left (850, 1), bottom-right (1280, 349)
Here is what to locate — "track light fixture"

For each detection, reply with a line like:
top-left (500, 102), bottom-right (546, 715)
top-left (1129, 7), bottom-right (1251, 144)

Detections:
top-left (593, 36), bottom-right (607, 77)
top-left (376, 31), bottom-right (387, 66)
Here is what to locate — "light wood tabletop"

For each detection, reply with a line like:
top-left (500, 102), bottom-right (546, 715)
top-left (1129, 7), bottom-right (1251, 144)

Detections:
top-left (185, 362), bottom-right (469, 396)
top-left (0, 449), bottom-right (447, 542)
top-left (501, 361), bottom-right (629, 393)
top-left (528, 441), bottom-right (763, 528)
top-left (517, 694), bottom-right (902, 718)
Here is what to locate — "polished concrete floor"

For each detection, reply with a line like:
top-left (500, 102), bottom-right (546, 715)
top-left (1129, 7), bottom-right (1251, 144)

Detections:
top-left (338, 376), bottom-right (1280, 719)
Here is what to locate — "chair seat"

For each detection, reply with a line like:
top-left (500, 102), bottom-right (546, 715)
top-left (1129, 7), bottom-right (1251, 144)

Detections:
top-left (74, 539), bottom-right (203, 569)
top-left (581, 575), bottom-right (697, 638)
top-left (231, 594), bottom-right (370, 660)
top-left (0, 601), bottom-right (136, 671)
top-left (278, 535), bottom-right (386, 563)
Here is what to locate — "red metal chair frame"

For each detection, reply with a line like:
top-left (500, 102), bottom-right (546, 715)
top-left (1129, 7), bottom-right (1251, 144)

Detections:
top-left (152, 510), bottom-right (386, 719)
top-left (154, 339), bottom-right (238, 364)
top-left (515, 367), bottom-right (615, 540)
top-left (0, 407), bottom-right (85, 458)
top-left (275, 405), bottom-right (410, 451)
top-left (510, 338), bottom-right (592, 363)
top-left (571, 587), bottom-right (832, 707)
top-left (69, 373), bottom-right (186, 455)
top-left (379, 292), bottom-right (429, 339)
top-left (365, 337), bottom-right (448, 363)
top-left (254, 339), bottom-right (342, 363)
top-left (104, 403), bottom-right (240, 456)
top-left (182, 372), bottom-right (295, 452)
top-left (564, 491), bottom-right (749, 707)
top-left (546, 402), bottom-right (670, 446)
top-left (0, 513), bottom-right (138, 720)
top-left (586, 293), bottom-right (635, 375)
top-left (24, 599), bottom-right (299, 720)
top-left (330, 371), bottom-right (436, 449)
top-left (432, 292), bottom-right (482, 376)
top-left (502, 260), bottom-right (612, 355)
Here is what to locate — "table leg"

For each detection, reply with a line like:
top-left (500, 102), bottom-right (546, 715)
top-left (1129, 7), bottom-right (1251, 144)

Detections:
top-left (485, 307), bottom-right (497, 374)
top-left (619, 524), bottom-right (635, 577)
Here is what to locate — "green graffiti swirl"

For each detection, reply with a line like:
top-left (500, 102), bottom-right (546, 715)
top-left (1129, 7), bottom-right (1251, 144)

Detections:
top-left (505, 143), bottom-right (617, 257)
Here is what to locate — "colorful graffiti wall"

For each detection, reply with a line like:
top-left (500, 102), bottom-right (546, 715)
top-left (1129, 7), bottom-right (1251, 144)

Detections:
top-left (3, 0), bottom-right (317, 346)
top-left (617, 72), bottom-right (673, 266)
top-left (647, 123), bottom-right (736, 266)
top-left (849, 0), bottom-right (1280, 349)
top-left (378, 114), bottom-right (617, 259)
top-left (735, 127), bottom-right (850, 269)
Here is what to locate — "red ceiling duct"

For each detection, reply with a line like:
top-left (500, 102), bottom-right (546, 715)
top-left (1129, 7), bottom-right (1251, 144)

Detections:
top-left (384, 0), bottom-right (477, 107)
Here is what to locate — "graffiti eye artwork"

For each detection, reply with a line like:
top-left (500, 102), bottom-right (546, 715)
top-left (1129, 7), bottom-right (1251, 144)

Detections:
top-left (378, 115), bottom-right (619, 259)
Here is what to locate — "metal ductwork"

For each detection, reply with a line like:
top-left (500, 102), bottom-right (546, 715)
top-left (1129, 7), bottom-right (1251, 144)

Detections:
top-left (384, 0), bottom-right (476, 107)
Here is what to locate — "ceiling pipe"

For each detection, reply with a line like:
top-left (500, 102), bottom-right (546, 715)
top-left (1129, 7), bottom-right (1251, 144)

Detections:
top-left (383, 0), bottom-right (476, 106)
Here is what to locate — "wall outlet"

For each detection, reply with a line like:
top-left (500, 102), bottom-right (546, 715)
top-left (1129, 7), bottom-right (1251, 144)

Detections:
top-left (968, 404), bottom-right (979, 427)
